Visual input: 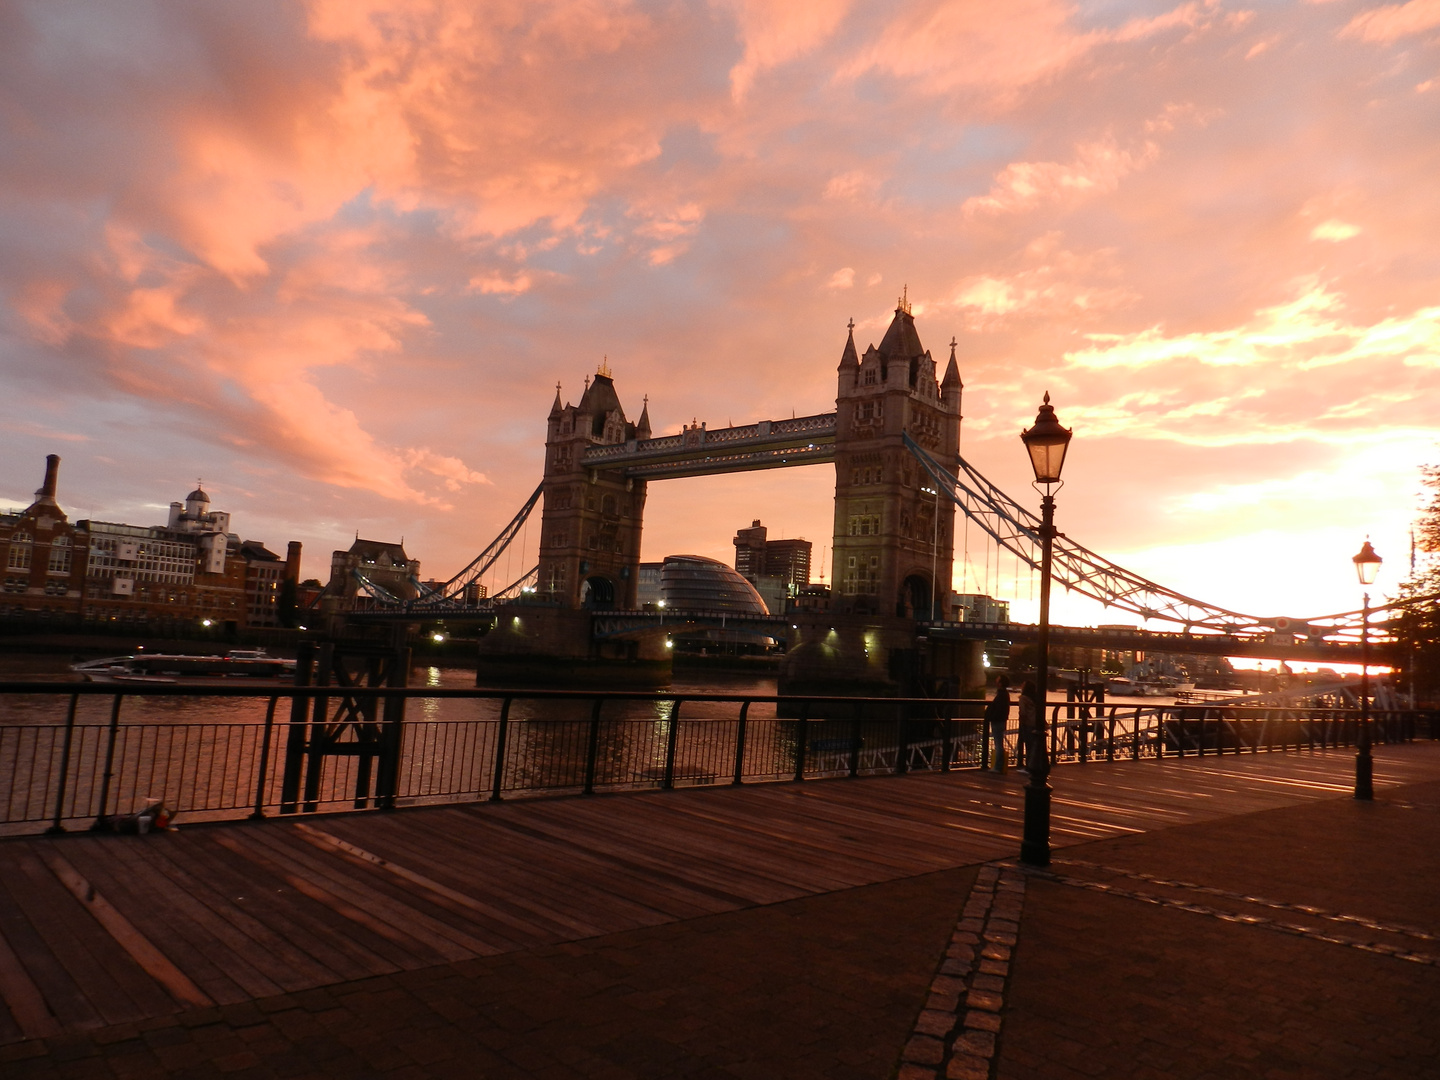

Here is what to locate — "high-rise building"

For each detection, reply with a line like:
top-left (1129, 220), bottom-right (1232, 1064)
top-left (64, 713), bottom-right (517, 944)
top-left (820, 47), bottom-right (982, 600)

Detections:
top-left (732, 519), bottom-right (812, 614)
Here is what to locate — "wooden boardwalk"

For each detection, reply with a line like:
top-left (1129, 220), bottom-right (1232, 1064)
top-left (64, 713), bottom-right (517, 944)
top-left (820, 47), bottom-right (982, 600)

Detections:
top-left (1, 742), bottom-right (1437, 1046)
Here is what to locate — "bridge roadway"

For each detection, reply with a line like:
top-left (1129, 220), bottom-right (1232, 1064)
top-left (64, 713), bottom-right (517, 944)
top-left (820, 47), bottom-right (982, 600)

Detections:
top-left (923, 619), bottom-right (1383, 663)
top-left (350, 605), bottom-right (1381, 662)
top-left (0, 742), bottom-right (1437, 1077)
top-left (589, 610), bottom-right (1381, 662)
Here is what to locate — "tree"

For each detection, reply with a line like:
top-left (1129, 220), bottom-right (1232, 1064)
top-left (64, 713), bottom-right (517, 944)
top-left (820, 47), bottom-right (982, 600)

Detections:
top-left (1394, 465), bottom-right (1440, 705)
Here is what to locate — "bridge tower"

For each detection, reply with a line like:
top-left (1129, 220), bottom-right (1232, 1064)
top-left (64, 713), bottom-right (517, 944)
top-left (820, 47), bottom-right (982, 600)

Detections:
top-left (536, 363), bottom-right (650, 610)
top-left (831, 295), bottom-right (961, 619)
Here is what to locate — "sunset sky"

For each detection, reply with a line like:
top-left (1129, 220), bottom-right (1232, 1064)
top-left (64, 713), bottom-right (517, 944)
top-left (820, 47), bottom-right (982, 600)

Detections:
top-left (1, 0), bottom-right (1437, 628)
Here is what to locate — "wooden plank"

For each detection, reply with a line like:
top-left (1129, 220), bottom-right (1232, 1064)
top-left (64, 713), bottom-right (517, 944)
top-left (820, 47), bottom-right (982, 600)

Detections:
top-left (243, 828), bottom-right (495, 961)
top-left (290, 823), bottom-right (555, 950)
top-left (390, 812), bottom-right (689, 928)
top-left (114, 835), bottom-right (352, 991)
top-left (65, 839), bottom-right (279, 1004)
top-left (0, 921), bottom-right (59, 1040)
top-left (498, 803), bottom-right (796, 906)
top-left (460, 812), bottom-right (748, 919)
top-left (321, 818), bottom-right (606, 942)
top-left (329, 813), bottom-right (642, 937)
top-left (322, 813), bottom-right (613, 939)
top-left (0, 852), bottom-right (102, 1030)
top-left (210, 832), bottom-right (442, 970)
top-left (514, 799), bottom-right (850, 895)
top-left (36, 848), bottom-right (213, 1010)
top-left (176, 832), bottom-right (398, 983)
top-left (7, 846), bottom-right (167, 1026)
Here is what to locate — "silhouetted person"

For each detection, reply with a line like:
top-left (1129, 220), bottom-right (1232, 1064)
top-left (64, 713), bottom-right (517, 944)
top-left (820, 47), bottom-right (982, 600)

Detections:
top-left (1016, 679), bottom-right (1038, 771)
top-left (984, 675), bottom-right (1011, 772)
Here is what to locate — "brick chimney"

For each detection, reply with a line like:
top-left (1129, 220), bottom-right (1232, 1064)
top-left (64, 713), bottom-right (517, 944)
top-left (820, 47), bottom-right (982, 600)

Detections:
top-left (37, 455), bottom-right (59, 499)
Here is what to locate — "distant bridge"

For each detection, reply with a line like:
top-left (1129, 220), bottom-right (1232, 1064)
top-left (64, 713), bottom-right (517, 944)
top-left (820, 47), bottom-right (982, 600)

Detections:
top-left (921, 621), bottom-right (1391, 664)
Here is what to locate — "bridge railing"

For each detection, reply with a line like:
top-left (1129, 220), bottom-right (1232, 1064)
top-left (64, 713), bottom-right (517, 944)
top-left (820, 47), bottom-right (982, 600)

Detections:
top-left (0, 683), bottom-right (1431, 837)
top-left (1039, 700), bottom-right (1425, 764)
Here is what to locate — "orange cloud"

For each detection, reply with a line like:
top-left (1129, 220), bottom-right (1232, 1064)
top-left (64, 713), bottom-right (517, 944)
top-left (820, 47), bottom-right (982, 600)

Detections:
top-left (1342, 0), bottom-right (1440, 41)
top-left (717, 0), bottom-right (851, 100)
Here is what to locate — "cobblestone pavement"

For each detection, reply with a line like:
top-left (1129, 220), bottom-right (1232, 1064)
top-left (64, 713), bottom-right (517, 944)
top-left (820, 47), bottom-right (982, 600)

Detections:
top-left (996, 780), bottom-right (1440, 1080)
top-left (0, 866), bottom-right (975, 1080)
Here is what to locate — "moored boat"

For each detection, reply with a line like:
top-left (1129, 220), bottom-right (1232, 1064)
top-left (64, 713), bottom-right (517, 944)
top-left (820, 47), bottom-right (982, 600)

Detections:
top-left (72, 649), bottom-right (297, 685)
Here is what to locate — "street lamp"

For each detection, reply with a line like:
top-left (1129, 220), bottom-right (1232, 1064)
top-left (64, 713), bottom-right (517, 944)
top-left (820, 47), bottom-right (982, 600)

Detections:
top-left (1019, 392), bottom-right (1072, 866)
top-left (1352, 539), bottom-right (1382, 801)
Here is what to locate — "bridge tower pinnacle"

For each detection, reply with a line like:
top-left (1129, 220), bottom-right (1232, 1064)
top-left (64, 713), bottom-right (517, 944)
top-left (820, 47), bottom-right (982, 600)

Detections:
top-left (537, 371), bottom-right (647, 610)
top-left (831, 302), bottom-right (959, 619)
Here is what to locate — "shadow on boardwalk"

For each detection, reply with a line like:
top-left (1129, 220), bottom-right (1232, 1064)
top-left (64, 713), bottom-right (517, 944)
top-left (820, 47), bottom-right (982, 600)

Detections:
top-left (0, 743), bottom-right (1436, 1078)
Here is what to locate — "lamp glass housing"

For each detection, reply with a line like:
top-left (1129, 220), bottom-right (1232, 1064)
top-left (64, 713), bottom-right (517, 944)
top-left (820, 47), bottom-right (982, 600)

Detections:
top-left (1353, 540), bottom-right (1382, 586)
top-left (1021, 393), bottom-right (1073, 485)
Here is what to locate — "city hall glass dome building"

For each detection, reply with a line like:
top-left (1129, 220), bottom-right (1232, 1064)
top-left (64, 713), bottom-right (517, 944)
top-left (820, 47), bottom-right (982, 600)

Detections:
top-left (658, 555), bottom-right (769, 615)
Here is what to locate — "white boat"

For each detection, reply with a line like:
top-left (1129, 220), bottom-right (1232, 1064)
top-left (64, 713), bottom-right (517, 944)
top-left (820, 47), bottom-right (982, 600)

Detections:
top-left (72, 649), bottom-right (298, 685)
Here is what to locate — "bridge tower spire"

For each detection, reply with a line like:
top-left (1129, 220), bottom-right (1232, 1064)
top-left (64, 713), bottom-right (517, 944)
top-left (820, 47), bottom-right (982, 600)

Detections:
top-left (831, 297), bottom-right (959, 619)
top-left (537, 370), bottom-right (648, 610)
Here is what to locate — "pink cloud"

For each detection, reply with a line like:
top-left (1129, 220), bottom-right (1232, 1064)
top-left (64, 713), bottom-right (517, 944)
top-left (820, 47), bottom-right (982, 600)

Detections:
top-left (1342, 0), bottom-right (1440, 41)
top-left (0, 0), bottom-right (1436, 613)
top-left (716, 0), bottom-right (851, 100)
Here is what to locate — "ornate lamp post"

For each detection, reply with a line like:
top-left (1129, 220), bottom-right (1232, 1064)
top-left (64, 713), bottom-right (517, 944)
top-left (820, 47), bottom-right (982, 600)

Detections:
top-left (1020, 392), bottom-right (1072, 866)
top-left (1352, 539), bottom-right (1382, 801)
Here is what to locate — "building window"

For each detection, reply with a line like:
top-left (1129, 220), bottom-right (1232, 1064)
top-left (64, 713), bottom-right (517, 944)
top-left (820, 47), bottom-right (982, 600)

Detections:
top-left (847, 515), bottom-right (881, 536)
top-left (7, 540), bottom-right (31, 570)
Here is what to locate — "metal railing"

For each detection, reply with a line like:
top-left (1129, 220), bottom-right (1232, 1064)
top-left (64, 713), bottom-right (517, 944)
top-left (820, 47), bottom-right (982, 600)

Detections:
top-left (0, 683), bottom-right (1431, 837)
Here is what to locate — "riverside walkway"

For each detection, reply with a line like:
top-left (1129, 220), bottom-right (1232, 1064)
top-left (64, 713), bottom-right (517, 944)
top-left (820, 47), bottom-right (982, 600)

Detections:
top-left (0, 742), bottom-right (1437, 1078)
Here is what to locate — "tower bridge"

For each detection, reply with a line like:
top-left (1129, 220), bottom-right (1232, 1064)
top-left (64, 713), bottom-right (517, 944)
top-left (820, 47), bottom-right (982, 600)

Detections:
top-left (337, 296), bottom-right (1414, 692)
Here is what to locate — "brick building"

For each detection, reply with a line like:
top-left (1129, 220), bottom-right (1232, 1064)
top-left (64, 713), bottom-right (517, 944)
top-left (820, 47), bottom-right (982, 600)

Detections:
top-left (0, 455), bottom-right (301, 633)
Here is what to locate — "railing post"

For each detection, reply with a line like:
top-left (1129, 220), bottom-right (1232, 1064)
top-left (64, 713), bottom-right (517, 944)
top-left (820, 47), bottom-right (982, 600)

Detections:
top-left (46, 692), bottom-right (80, 835)
top-left (583, 697), bottom-right (603, 795)
top-left (490, 697), bottom-right (511, 801)
top-left (376, 646), bottom-right (409, 811)
top-left (279, 640), bottom-right (314, 814)
top-left (662, 699), bottom-right (682, 790)
top-left (250, 696), bottom-right (279, 820)
top-left (849, 701), bottom-right (863, 777)
top-left (90, 693), bottom-right (124, 831)
top-left (894, 703), bottom-right (909, 775)
top-left (731, 700), bottom-right (749, 786)
top-left (1130, 708), bottom-right (1139, 761)
top-left (941, 703), bottom-right (953, 774)
top-left (792, 701), bottom-right (809, 782)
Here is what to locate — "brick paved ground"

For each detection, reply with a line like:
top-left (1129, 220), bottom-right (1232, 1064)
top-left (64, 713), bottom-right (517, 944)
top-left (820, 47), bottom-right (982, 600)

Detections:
top-left (997, 779), bottom-right (1440, 1080)
top-left (4, 762), bottom-right (1440, 1078)
top-left (0, 866), bottom-right (977, 1080)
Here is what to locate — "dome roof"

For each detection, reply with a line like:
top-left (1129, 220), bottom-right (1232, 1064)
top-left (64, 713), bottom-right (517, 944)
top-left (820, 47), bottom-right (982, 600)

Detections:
top-left (186, 487), bottom-right (209, 504)
top-left (660, 555), bottom-right (768, 615)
